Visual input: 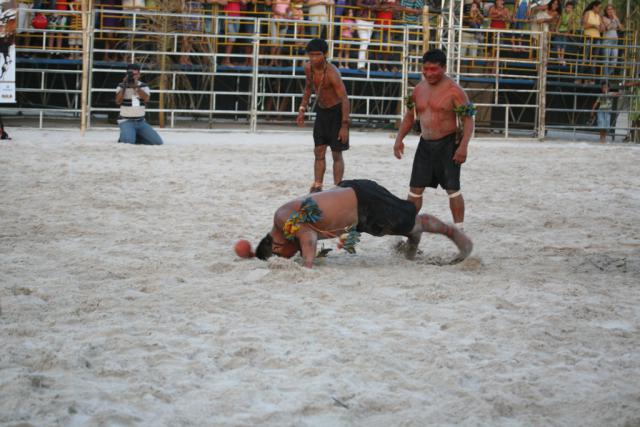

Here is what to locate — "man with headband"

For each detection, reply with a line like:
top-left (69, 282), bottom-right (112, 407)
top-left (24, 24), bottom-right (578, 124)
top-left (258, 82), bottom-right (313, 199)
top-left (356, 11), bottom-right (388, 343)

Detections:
top-left (394, 49), bottom-right (474, 231)
top-left (254, 179), bottom-right (472, 268)
top-left (296, 38), bottom-right (351, 193)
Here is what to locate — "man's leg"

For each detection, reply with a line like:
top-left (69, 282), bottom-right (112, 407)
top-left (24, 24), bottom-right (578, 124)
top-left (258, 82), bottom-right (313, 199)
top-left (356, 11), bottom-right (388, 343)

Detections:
top-left (446, 189), bottom-right (465, 229)
top-left (311, 145), bottom-right (327, 191)
top-left (118, 120), bottom-right (137, 144)
top-left (407, 213), bottom-right (473, 262)
top-left (331, 149), bottom-right (344, 185)
top-left (408, 186), bottom-right (425, 212)
top-left (136, 120), bottom-right (164, 145)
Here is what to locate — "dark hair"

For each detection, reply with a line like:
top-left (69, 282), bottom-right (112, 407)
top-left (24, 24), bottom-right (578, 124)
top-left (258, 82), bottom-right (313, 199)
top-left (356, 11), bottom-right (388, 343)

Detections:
top-left (564, 1), bottom-right (573, 6)
top-left (583, 0), bottom-right (600, 15)
top-left (422, 49), bottom-right (447, 67)
top-left (255, 233), bottom-right (273, 260)
top-left (306, 38), bottom-right (328, 54)
top-left (126, 63), bottom-right (141, 71)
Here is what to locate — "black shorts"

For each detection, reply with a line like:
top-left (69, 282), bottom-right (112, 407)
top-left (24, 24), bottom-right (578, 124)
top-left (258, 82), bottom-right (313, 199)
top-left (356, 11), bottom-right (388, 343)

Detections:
top-left (410, 133), bottom-right (460, 190)
top-left (338, 179), bottom-right (417, 236)
top-left (313, 103), bottom-right (349, 152)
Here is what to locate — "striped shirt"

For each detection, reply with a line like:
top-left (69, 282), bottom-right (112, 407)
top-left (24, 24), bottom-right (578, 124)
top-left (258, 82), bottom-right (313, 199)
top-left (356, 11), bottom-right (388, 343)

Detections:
top-left (116, 81), bottom-right (150, 120)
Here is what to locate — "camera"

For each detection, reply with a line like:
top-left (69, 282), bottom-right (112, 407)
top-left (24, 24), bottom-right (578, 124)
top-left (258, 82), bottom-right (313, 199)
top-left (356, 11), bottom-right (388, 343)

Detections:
top-left (126, 70), bottom-right (135, 85)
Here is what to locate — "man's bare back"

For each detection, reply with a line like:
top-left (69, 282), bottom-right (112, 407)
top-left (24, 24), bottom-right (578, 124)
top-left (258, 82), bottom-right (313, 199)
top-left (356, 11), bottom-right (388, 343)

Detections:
top-left (274, 187), bottom-right (358, 239)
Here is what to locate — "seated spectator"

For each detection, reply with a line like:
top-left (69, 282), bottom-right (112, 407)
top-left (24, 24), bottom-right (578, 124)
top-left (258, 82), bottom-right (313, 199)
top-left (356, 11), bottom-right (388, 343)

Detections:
top-left (115, 63), bottom-right (164, 145)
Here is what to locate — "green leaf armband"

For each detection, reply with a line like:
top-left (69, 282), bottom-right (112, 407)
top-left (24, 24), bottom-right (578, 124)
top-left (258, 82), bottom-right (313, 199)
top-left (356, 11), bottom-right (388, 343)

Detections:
top-left (453, 102), bottom-right (477, 117)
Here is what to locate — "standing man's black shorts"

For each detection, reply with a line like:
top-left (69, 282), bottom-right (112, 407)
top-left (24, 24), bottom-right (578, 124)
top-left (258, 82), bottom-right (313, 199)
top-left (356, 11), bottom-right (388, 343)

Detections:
top-left (313, 103), bottom-right (349, 152)
top-left (410, 133), bottom-right (460, 190)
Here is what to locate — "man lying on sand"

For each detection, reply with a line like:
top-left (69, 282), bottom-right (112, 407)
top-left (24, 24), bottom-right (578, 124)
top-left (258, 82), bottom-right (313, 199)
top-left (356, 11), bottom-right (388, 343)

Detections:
top-left (255, 179), bottom-right (472, 268)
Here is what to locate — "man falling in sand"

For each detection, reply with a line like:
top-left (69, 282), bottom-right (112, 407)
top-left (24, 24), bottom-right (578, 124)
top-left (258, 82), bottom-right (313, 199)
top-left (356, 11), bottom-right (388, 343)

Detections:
top-left (253, 179), bottom-right (472, 268)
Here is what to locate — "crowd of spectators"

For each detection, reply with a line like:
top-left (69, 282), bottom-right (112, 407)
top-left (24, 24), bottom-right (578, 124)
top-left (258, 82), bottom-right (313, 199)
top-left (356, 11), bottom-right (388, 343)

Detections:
top-left (15, 0), bottom-right (631, 78)
top-left (461, 0), bottom-right (628, 80)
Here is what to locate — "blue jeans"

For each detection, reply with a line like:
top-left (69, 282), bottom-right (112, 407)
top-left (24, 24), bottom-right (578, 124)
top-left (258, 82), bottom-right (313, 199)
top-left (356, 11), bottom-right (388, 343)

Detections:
top-left (118, 118), bottom-right (164, 145)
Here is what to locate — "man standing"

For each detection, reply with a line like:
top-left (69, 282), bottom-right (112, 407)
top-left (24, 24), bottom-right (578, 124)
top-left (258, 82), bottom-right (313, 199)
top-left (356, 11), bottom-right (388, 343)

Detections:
top-left (393, 49), bottom-right (474, 230)
top-left (115, 63), bottom-right (163, 145)
top-left (254, 179), bottom-right (472, 268)
top-left (297, 38), bottom-right (350, 193)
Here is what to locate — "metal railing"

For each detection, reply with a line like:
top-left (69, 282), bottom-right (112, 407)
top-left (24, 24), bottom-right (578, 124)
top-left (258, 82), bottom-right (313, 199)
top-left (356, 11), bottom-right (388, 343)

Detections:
top-left (8, 8), bottom-right (640, 141)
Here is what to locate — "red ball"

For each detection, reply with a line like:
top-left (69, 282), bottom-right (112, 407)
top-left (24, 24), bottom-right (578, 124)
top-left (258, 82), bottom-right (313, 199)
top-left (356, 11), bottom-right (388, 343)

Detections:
top-left (32, 14), bottom-right (48, 30)
top-left (234, 239), bottom-right (253, 258)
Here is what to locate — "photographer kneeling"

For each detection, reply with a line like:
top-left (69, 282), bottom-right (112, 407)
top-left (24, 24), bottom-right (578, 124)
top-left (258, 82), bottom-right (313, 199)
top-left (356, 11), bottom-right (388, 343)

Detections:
top-left (115, 63), bottom-right (164, 145)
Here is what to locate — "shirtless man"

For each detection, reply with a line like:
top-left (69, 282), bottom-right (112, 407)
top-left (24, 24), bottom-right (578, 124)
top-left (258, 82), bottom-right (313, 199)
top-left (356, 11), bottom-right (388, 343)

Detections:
top-left (296, 38), bottom-right (351, 193)
top-left (255, 179), bottom-right (473, 268)
top-left (394, 49), bottom-right (474, 230)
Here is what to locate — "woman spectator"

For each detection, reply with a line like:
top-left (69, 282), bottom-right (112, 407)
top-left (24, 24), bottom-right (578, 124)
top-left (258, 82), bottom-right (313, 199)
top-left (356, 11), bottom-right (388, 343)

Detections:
top-left (556, 1), bottom-right (577, 64)
top-left (98, 0), bottom-right (122, 62)
top-left (179, 0), bottom-right (204, 65)
top-left (487, 0), bottom-right (511, 68)
top-left (269, 0), bottom-right (290, 66)
top-left (580, 0), bottom-right (604, 84)
top-left (307, 0), bottom-right (333, 38)
top-left (372, 0), bottom-right (396, 71)
top-left (461, 0), bottom-right (483, 59)
top-left (601, 3), bottom-right (622, 76)
top-left (354, 0), bottom-right (378, 71)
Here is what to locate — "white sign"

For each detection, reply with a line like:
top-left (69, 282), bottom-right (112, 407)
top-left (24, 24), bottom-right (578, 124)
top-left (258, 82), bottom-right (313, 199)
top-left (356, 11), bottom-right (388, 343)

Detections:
top-left (0, 0), bottom-right (17, 103)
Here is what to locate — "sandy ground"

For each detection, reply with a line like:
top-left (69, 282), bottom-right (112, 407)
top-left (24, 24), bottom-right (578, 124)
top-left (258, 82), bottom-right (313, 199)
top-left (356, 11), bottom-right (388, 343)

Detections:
top-left (1, 128), bottom-right (639, 426)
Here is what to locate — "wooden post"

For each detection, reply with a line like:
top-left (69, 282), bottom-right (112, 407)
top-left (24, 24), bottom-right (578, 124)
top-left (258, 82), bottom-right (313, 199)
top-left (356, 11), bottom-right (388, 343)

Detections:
top-left (80, 0), bottom-right (92, 135)
top-left (158, 9), bottom-right (168, 128)
top-left (421, 5), bottom-right (429, 53)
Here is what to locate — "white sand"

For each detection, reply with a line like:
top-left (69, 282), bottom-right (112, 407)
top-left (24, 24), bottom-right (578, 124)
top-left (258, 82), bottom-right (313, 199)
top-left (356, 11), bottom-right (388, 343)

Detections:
top-left (1, 128), bottom-right (639, 426)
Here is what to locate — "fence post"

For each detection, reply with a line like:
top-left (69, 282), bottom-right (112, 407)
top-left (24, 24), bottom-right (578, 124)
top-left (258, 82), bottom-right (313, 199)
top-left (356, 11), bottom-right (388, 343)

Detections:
top-left (80, 0), bottom-right (93, 135)
top-left (538, 30), bottom-right (548, 141)
top-left (250, 19), bottom-right (260, 133)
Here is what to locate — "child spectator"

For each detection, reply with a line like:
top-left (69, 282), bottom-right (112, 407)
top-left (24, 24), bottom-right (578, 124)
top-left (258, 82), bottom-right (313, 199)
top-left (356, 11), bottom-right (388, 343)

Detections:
top-left (555, 1), bottom-right (577, 64)
top-left (591, 80), bottom-right (620, 143)
top-left (337, 7), bottom-right (354, 68)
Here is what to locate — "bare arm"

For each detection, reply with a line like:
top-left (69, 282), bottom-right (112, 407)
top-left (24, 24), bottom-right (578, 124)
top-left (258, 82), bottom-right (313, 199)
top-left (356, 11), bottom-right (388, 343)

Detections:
top-left (329, 67), bottom-right (350, 142)
top-left (296, 64), bottom-right (313, 126)
top-left (394, 104), bottom-right (416, 159)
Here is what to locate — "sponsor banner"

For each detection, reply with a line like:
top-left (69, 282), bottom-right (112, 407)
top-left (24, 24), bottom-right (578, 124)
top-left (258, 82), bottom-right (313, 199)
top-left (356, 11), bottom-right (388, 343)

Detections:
top-left (0, 0), bottom-right (17, 103)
